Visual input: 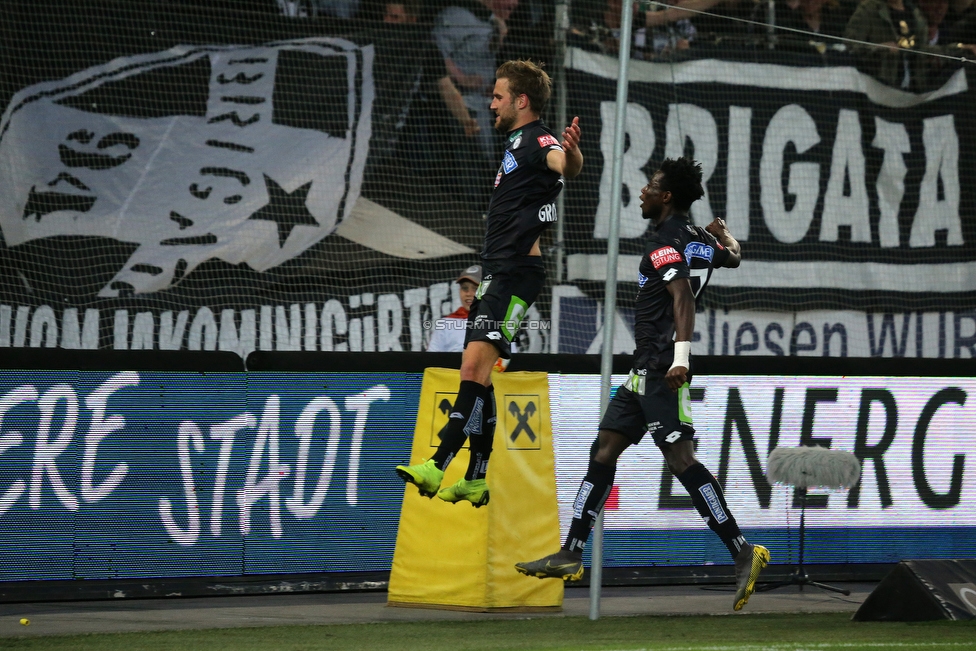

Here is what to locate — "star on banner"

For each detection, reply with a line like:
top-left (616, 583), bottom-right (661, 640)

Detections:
top-left (248, 175), bottom-right (318, 247)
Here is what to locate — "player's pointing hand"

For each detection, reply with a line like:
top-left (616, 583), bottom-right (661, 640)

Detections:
top-left (561, 116), bottom-right (580, 152)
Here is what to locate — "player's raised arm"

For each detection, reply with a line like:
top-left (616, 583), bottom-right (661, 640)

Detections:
top-left (546, 116), bottom-right (582, 179)
top-left (665, 277), bottom-right (695, 391)
top-left (705, 217), bottom-right (741, 268)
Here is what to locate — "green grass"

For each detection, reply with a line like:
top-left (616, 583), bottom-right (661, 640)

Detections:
top-left (3, 614), bottom-right (976, 651)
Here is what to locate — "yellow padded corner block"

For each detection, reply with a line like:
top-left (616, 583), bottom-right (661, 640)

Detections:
top-left (388, 368), bottom-right (563, 611)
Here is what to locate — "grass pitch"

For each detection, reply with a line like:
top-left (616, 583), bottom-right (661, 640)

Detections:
top-left (2, 613), bottom-right (976, 651)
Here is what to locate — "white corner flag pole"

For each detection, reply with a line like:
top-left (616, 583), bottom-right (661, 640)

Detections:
top-left (591, 0), bottom-right (634, 622)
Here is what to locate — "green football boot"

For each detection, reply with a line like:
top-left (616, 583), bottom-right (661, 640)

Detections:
top-left (437, 478), bottom-right (490, 507)
top-left (515, 550), bottom-right (584, 581)
top-left (395, 459), bottom-right (444, 498)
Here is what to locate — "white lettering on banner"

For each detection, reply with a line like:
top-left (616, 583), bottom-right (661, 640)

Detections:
top-left (158, 421), bottom-right (205, 546)
top-left (0, 375), bottom-right (396, 541)
top-left (550, 375), bottom-right (976, 539)
top-left (2, 378), bottom-right (138, 517)
top-left (287, 397), bottom-right (343, 519)
top-left (343, 386), bottom-right (391, 506)
top-left (726, 106), bottom-right (752, 240)
top-left (208, 413), bottom-right (254, 536)
top-left (0, 387), bottom-right (39, 516)
top-left (821, 109), bottom-right (870, 242)
top-left (321, 299), bottom-right (349, 352)
top-left (30, 305), bottom-right (58, 348)
top-left (1, 292), bottom-right (550, 356)
top-left (275, 304), bottom-right (301, 351)
top-left (219, 309), bottom-right (256, 359)
top-left (159, 310), bottom-right (189, 350)
top-left (376, 294), bottom-right (403, 352)
top-left (872, 117), bottom-right (911, 249)
top-left (582, 52), bottom-right (966, 255)
top-left (31, 385), bottom-right (80, 511)
top-left (595, 102), bottom-right (654, 239)
top-left (130, 311), bottom-right (154, 350)
top-left (402, 288), bottom-right (427, 352)
top-left (83, 371), bottom-right (137, 502)
top-left (188, 307), bottom-right (217, 351)
top-left (550, 289), bottom-right (976, 359)
top-left (60, 308), bottom-right (99, 350)
top-left (911, 115), bottom-right (962, 247)
top-left (760, 104), bottom-right (820, 244)
top-left (238, 395), bottom-right (291, 538)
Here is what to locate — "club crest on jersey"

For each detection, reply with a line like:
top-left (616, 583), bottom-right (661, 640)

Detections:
top-left (537, 134), bottom-right (558, 148)
top-left (650, 246), bottom-right (682, 270)
top-left (502, 150), bottom-right (518, 173)
top-left (684, 242), bottom-right (714, 262)
top-left (508, 129), bottom-right (522, 142)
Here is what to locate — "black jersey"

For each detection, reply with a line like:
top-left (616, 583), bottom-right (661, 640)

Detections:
top-left (482, 120), bottom-right (564, 259)
top-left (633, 215), bottom-right (730, 371)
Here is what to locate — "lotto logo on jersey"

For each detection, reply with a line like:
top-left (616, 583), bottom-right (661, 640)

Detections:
top-left (650, 246), bottom-right (683, 269)
top-left (637, 271), bottom-right (648, 288)
top-left (684, 242), bottom-right (714, 262)
top-left (537, 134), bottom-right (559, 148)
top-left (502, 150), bottom-right (518, 173)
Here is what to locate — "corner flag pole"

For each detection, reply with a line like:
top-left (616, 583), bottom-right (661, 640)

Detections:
top-left (591, 0), bottom-right (634, 622)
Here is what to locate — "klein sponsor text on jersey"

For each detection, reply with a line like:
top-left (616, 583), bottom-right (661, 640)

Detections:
top-left (650, 246), bottom-right (683, 269)
top-left (537, 134), bottom-right (558, 148)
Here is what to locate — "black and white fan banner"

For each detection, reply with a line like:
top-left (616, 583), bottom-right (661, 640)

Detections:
top-left (565, 49), bottom-right (976, 299)
top-left (0, 39), bottom-right (373, 298)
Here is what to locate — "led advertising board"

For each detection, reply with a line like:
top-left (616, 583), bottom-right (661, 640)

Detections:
top-left (1, 370), bottom-right (972, 582)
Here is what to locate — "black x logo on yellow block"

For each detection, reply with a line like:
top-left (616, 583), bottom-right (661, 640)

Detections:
top-left (429, 391), bottom-right (463, 449)
top-left (503, 394), bottom-right (542, 450)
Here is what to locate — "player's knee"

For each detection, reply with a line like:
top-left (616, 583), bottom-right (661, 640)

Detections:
top-left (663, 442), bottom-right (697, 475)
top-left (592, 434), bottom-right (623, 466)
top-left (459, 368), bottom-right (491, 385)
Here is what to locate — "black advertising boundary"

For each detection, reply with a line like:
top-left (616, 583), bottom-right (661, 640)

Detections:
top-left (247, 352), bottom-right (973, 377)
top-left (0, 563), bottom-right (894, 605)
top-left (0, 349), bottom-right (971, 376)
top-left (0, 348), bottom-right (244, 371)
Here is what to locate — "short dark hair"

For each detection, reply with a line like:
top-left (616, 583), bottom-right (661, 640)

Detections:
top-left (495, 59), bottom-right (552, 114)
top-left (658, 157), bottom-right (705, 212)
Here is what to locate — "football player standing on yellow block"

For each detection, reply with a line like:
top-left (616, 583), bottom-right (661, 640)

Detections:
top-left (516, 157), bottom-right (770, 612)
top-left (396, 59), bottom-right (583, 508)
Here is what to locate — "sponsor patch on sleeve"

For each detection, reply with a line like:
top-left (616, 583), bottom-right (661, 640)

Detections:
top-left (684, 241), bottom-right (714, 262)
top-left (537, 134), bottom-right (559, 148)
top-left (649, 246), bottom-right (683, 269)
top-left (502, 150), bottom-right (518, 173)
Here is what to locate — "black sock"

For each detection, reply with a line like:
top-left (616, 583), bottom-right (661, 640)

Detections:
top-left (465, 384), bottom-right (495, 481)
top-left (432, 380), bottom-right (485, 471)
top-left (676, 462), bottom-right (747, 560)
top-left (564, 446), bottom-right (615, 554)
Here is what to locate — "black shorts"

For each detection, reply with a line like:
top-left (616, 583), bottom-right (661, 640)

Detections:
top-left (464, 257), bottom-right (545, 358)
top-left (598, 369), bottom-right (696, 446)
